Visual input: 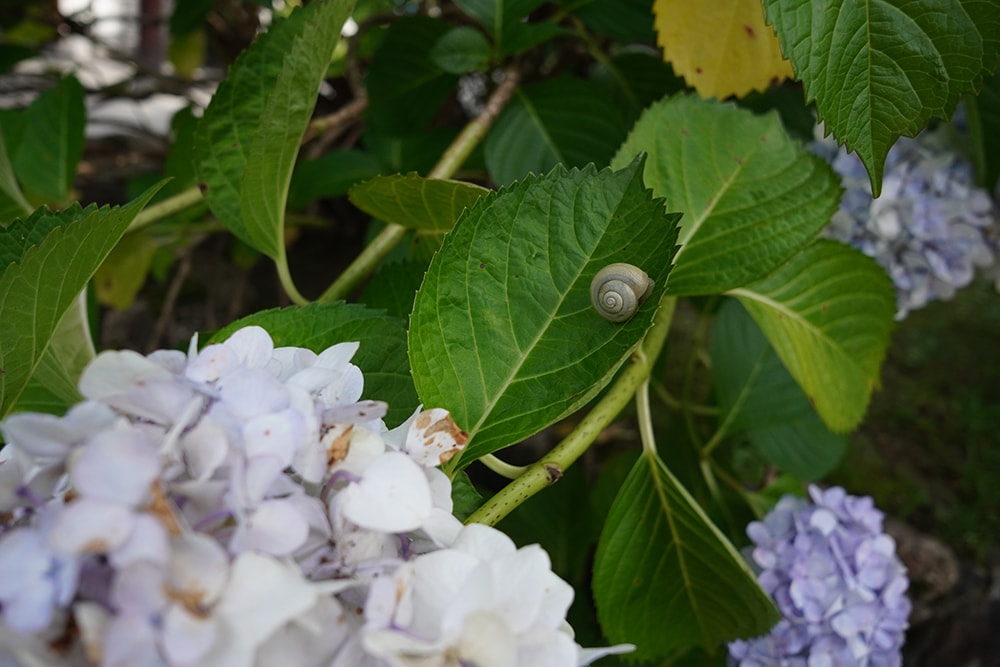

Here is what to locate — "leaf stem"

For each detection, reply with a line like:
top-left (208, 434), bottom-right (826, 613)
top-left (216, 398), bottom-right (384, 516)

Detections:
top-left (316, 65), bottom-right (521, 303)
top-left (680, 302), bottom-right (715, 450)
top-left (276, 250), bottom-right (310, 306)
top-left (479, 454), bottom-right (528, 479)
top-left (127, 186), bottom-right (205, 233)
top-left (636, 375), bottom-right (657, 458)
top-left (651, 379), bottom-right (719, 416)
top-left (466, 296), bottom-right (678, 527)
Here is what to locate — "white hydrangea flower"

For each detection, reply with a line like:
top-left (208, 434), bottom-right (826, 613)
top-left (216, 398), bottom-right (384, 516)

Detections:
top-left (0, 325), bottom-right (623, 666)
top-left (359, 523), bottom-right (631, 667)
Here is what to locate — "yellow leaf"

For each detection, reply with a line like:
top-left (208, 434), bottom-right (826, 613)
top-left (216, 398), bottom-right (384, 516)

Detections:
top-left (169, 29), bottom-right (206, 80)
top-left (654, 0), bottom-right (794, 99)
top-left (94, 233), bottom-right (158, 311)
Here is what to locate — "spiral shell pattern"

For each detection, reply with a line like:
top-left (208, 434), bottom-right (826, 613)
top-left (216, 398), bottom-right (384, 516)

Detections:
top-left (589, 263), bottom-right (654, 322)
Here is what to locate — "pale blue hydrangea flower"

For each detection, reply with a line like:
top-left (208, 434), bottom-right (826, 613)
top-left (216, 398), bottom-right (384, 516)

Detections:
top-left (729, 485), bottom-right (910, 667)
top-left (812, 126), bottom-right (999, 319)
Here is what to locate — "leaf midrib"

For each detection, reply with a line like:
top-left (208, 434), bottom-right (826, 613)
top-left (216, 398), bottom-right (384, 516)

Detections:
top-left (727, 285), bottom-right (863, 377)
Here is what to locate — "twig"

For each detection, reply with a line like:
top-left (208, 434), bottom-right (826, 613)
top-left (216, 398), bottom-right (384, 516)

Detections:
top-left (317, 65), bottom-right (522, 303)
top-left (303, 96), bottom-right (369, 157)
top-left (147, 247), bottom-right (193, 352)
top-left (128, 187), bottom-right (205, 233)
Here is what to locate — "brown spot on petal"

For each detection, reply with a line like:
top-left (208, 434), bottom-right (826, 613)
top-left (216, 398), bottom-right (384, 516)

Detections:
top-left (437, 448), bottom-right (460, 465)
top-left (80, 539), bottom-right (110, 554)
top-left (744, 24), bottom-right (756, 38)
top-left (421, 412), bottom-right (468, 447)
top-left (325, 424), bottom-right (354, 466)
top-left (415, 411), bottom-right (433, 431)
top-left (164, 583), bottom-right (210, 617)
top-left (145, 483), bottom-right (183, 536)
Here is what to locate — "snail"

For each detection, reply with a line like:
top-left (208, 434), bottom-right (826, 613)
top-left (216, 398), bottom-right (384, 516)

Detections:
top-left (590, 263), bottom-right (654, 322)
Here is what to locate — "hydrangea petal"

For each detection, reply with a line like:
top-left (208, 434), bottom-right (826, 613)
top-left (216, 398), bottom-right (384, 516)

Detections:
top-left (162, 604), bottom-right (218, 666)
top-left (230, 498), bottom-right (310, 556)
top-left (79, 350), bottom-right (195, 424)
top-left (72, 427), bottom-right (159, 506)
top-left (49, 499), bottom-right (135, 555)
top-left (404, 408), bottom-right (468, 466)
top-left (340, 452), bottom-right (432, 533)
top-left (168, 533), bottom-right (230, 607)
top-left (209, 553), bottom-right (319, 664)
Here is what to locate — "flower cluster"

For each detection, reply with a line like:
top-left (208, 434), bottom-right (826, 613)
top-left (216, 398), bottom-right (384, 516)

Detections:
top-left (0, 326), bottom-right (626, 667)
top-left (729, 485), bottom-right (910, 667)
top-left (812, 126), bottom-right (999, 319)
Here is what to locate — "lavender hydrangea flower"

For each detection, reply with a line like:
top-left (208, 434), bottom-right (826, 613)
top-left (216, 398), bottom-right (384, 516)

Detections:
top-left (729, 485), bottom-right (910, 667)
top-left (812, 125), bottom-right (999, 319)
top-left (0, 325), bottom-right (627, 667)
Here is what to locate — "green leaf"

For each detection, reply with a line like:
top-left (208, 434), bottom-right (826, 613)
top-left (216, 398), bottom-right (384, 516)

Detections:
top-left (729, 240), bottom-right (896, 433)
top-left (969, 69), bottom-right (1000, 193)
top-left (195, 0), bottom-right (354, 257)
top-left (364, 127), bottom-right (459, 175)
top-left (570, 0), bottom-right (656, 42)
top-left (240, 0), bottom-right (354, 260)
top-left (451, 471), bottom-right (486, 521)
top-left (408, 158), bottom-right (680, 465)
top-left (210, 302), bottom-right (418, 427)
top-left (0, 206), bottom-right (79, 267)
top-left (763, 0), bottom-right (1000, 196)
top-left (162, 107), bottom-right (200, 196)
top-left (454, 0), bottom-right (565, 55)
top-left (11, 76), bottom-right (85, 203)
top-left (93, 232), bottom-right (158, 310)
top-left (288, 150), bottom-right (382, 206)
top-left (0, 130), bottom-right (31, 223)
top-left (365, 17), bottom-right (459, 135)
top-left (589, 50), bottom-right (685, 125)
top-left (430, 26), bottom-right (492, 74)
top-left (348, 173), bottom-right (489, 231)
top-left (612, 94), bottom-right (841, 296)
top-left (170, 0), bottom-right (214, 35)
top-left (455, 0), bottom-right (544, 35)
top-left (710, 299), bottom-right (846, 480)
top-left (0, 45), bottom-right (36, 74)
top-left (593, 452), bottom-right (779, 659)
top-left (485, 76), bottom-right (629, 185)
top-left (359, 259), bottom-right (427, 319)
top-left (0, 184), bottom-right (163, 417)
top-left (18, 293), bottom-right (93, 415)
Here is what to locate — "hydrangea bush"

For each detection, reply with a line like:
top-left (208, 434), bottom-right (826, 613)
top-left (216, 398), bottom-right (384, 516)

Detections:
top-left (814, 126), bottom-right (999, 319)
top-left (729, 486), bottom-right (910, 667)
top-left (0, 327), bottom-right (628, 666)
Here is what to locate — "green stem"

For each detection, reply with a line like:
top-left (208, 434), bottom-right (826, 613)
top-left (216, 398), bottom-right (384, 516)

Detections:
top-left (651, 379), bottom-right (719, 416)
top-left (635, 373), bottom-right (657, 458)
top-left (680, 301), bottom-right (715, 450)
top-left (317, 66), bottom-right (521, 304)
top-left (700, 355), bottom-right (763, 457)
top-left (276, 249), bottom-right (309, 306)
top-left (707, 458), bottom-right (761, 519)
top-left (479, 454), bottom-right (528, 479)
top-left (316, 224), bottom-right (408, 303)
top-left (128, 187), bottom-right (205, 233)
top-left (466, 296), bottom-right (678, 527)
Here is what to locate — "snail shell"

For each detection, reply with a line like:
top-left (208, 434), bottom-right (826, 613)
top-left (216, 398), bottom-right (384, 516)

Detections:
top-left (590, 263), bottom-right (654, 322)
